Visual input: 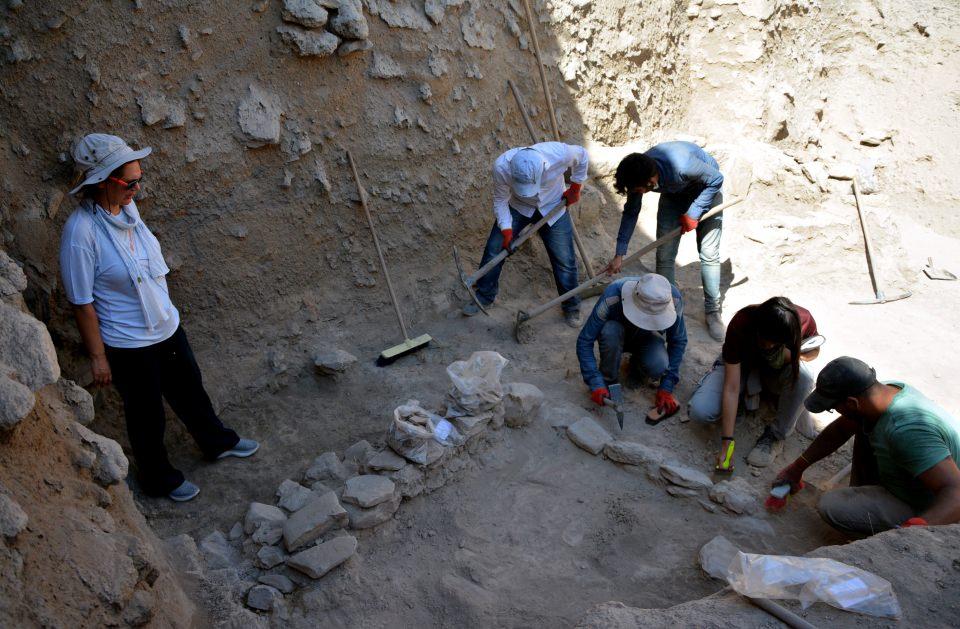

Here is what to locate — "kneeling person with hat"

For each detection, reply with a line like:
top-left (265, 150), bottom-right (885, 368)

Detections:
top-left (577, 274), bottom-right (688, 423)
top-left (774, 356), bottom-right (960, 536)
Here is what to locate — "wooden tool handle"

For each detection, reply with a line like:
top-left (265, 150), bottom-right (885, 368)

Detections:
top-left (346, 150), bottom-right (409, 340)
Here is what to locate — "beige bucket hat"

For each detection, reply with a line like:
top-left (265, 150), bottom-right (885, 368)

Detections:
top-left (69, 133), bottom-right (151, 195)
top-left (620, 273), bottom-right (677, 331)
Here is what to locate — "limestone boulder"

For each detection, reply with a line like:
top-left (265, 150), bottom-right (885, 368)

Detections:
top-left (282, 491), bottom-right (348, 551)
top-left (0, 371), bottom-right (34, 431)
top-left (286, 534), bottom-right (357, 579)
top-left (0, 249), bottom-right (27, 299)
top-left (566, 417), bottom-right (612, 455)
top-left (276, 480), bottom-right (312, 512)
top-left (277, 25), bottom-right (339, 58)
top-left (282, 0), bottom-right (328, 28)
top-left (343, 492), bottom-right (401, 529)
top-left (660, 461), bottom-right (714, 490)
top-left (57, 378), bottom-right (95, 425)
top-left (244, 502), bottom-right (287, 535)
top-left (247, 584), bottom-right (282, 612)
top-left (342, 475), bottom-right (396, 508)
top-left (329, 0), bottom-right (368, 40)
top-left (0, 301), bottom-right (60, 391)
top-left (709, 478), bottom-right (761, 515)
top-left (199, 530), bottom-right (241, 570)
top-left (604, 440), bottom-right (665, 468)
top-left (72, 422), bottom-right (129, 486)
top-left (304, 451), bottom-right (351, 484)
top-left (237, 84), bottom-right (282, 148)
top-left (0, 493), bottom-right (28, 540)
top-left (503, 382), bottom-right (544, 428)
top-left (365, 449), bottom-right (406, 472)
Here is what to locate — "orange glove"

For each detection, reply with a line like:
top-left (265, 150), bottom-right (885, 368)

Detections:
top-left (562, 182), bottom-right (582, 206)
top-left (680, 214), bottom-right (698, 233)
top-left (501, 228), bottom-right (514, 251)
top-left (590, 387), bottom-right (610, 406)
top-left (901, 517), bottom-right (928, 528)
top-left (654, 389), bottom-right (679, 415)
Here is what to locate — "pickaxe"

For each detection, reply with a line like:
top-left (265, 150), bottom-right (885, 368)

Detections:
top-left (603, 383), bottom-right (625, 430)
top-left (514, 184), bottom-right (751, 342)
top-left (849, 177), bottom-right (911, 305)
top-left (454, 198), bottom-right (568, 315)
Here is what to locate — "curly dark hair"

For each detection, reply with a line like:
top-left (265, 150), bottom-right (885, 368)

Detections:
top-left (614, 153), bottom-right (658, 195)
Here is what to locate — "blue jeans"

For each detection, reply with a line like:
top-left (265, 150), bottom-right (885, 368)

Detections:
top-left (597, 320), bottom-right (668, 385)
top-left (656, 191), bottom-right (723, 314)
top-left (475, 207), bottom-right (581, 313)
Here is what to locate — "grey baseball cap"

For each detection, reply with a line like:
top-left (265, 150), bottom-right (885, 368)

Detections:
top-left (804, 356), bottom-right (878, 413)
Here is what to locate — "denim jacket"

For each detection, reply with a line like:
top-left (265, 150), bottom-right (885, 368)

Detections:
top-left (576, 279), bottom-right (688, 392)
top-left (615, 141), bottom-right (724, 256)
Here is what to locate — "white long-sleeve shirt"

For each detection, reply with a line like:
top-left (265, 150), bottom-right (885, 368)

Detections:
top-left (492, 142), bottom-right (589, 230)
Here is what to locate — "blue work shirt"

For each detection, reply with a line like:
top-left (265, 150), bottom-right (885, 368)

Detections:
top-left (615, 141), bottom-right (724, 256)
top-left (576, 279), bottom-right (688, 393)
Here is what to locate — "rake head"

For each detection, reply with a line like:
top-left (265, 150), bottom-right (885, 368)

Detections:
top-left (453, 245), bottom-right (489, 316)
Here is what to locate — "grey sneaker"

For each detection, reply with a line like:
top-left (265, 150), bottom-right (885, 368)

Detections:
top-left (746, 427), bottom-right (784, 467)
top-left (563, 310), bottom-right (581, 328)
top-left (169, 480), bottom-right (200, 502)
top-left (217, 438), bottom-right (260, 460)
top-left (462, 300), bottom-right (492, 317)
top-left (706, 312), bottom-right (725, 342)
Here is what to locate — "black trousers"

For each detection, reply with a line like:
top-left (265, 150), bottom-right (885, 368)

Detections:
top-left (105, 326), bottom-right (239, 496)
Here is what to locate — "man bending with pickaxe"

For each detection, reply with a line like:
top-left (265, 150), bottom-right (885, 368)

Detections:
top-left (462, 142), bottom-right (589, 328)
top-left (606, 142), bottom-right (726, 341)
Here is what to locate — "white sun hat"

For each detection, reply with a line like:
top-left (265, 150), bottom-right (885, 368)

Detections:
top-left (620, 273), bottom-right (677, 331)
top-left (69, 133), bottom-right (151, 195)
top-left (509, 147), bottom-right (545, 198)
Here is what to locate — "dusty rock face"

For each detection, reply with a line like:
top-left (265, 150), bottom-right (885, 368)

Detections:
top-left (277, 24), bottom-right (340, 57)
top-left (237, 84), bottom-right (282, 147)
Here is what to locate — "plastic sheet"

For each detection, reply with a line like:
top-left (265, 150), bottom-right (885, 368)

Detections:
top-left (387, 400), bottom-right (463, 465)
top-left (446, 351), bottom-right (508, 413)
top-left (699, 535), bottom-right (901, 619)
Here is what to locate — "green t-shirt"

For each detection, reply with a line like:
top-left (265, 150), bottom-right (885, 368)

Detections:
top-left (869, 382), bottom-right (960, 510)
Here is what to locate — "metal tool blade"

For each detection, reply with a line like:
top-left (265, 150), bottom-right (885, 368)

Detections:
top-left (453, 246), bottom-right (489, 315)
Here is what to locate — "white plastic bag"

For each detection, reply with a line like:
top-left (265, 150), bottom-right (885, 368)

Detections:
top-left (446, 351), bottom-right (508, 413)
top-left (387, 400), bottom-right (463, 465)
top-left (699, 535), bottom-right (901, 619)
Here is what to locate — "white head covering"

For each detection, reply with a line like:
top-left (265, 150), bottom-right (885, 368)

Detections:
top-left (620, 274), bottom-right (677, 331)
top-left (69, 133), bottom-right (151, 195)
top-left (509, 148), bottom-right (545, 198)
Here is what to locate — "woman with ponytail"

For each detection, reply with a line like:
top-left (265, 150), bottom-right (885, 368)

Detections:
top-left (688, 296), bottom-right (822, 470)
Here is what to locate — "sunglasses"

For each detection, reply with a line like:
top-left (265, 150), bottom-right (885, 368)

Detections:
top-left (108, 176), bottom-right (143, 190)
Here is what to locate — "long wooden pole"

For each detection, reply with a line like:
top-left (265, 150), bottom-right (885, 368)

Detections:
top-left (347, 150), bottom-right (409, 340)
top-left (520, 0), bottom-right (596, 279)
top-left (507, 79), bottom-right (542, 144)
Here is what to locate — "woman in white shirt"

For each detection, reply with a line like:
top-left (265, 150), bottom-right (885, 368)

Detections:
top-left (60, 133), bottom-right (258, 502)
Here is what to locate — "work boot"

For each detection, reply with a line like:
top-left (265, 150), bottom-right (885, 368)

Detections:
top-left (462, 300), bottom-right (493, 317)
top-left (746, 426), bottom-right (784, 467)
top-left (563, 310), bottom-right (581, 329)
top-left (706, 312), bottom-right (725, 342)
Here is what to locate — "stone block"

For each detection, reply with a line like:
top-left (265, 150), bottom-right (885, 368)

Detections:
top-left (282, 491), bottom-right (348, 551)
top-left (329, 0), bottom-right (368, 40)
top-left (343, 439), bottom-right (372, 464)
top-left (389, 464), bottom-right (424, 499)
top-left (343, 492), bottom-right (401, 529)
top-left (304, 451), bottom-right (350, 483)
top-left (604, 440), bottom-right (665, 467)
top-left (503, 382), bottom-right (544, 427)
top-left (660, 462), bottom-right (714, 490)
top-left (56, 377), bottom-right (94, 425)
top-left (0, 301), bottom-right (60, 391)
top-left (282, 0), bottom-right (328, 28)
top-left (366, 449), bottom-right (406, 472)
top-left (244, 503), bottom-right (287, 535)
top-left (199, 530), bottom-right (241, 570)
top-left (277, 480), bottom-right (312, 512)
top-left (258, 573), bottom-right (295, 594)
top-left (0, 370), bottom-right (33, 431)
top-left (277, 25), bottom-right (339, 58)
top-left (566, 417), bottom-right (612, 455)
top-left (237, 84), bottom-right (281, 148)
top-left (313, 348), bottom-right (358, 376)
top-left (709, 478), bottom-right (761, 515)
top-left (256, 545), bottom-right (286, 569)
top-left (72, 422), bottom-right (128, 486)
top-left (286, 535), bottom-right (357, 579)
top-left (342, 475), bottom-right (396, 508)
top-left (247, 584), bottom-right (282, 611)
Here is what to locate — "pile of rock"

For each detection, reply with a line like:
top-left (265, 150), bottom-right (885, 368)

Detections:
top-left (277, 0), bottom-right (372, 59)
top-left (563, 418), bottom-right (763, 517)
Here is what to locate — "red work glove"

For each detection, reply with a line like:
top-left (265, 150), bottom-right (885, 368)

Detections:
top-left (500, 228), bottom-right (514, 251)
top-left (562, 182), bottom-right (582, 206)
top-left (654, 389), bottom-right (679, 415)
top-left (773, 458), bottom-right (808, 495)
top-left (679, 214), bottom-right (698, 233)
top-left (590, 387), bottom-right (610, 406)
top-left (901, 517), bottom-right (928, 528)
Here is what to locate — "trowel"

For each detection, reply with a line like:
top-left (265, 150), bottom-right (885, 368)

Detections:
top-left (603, 383), bottom-right (625, 430)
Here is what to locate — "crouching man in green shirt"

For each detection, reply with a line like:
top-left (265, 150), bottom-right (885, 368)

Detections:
top-left (774, 356), bottom-right (960, 536)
